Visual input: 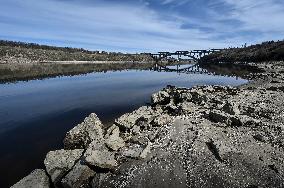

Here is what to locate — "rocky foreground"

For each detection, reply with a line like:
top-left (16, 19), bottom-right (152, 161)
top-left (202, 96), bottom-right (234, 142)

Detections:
top-left (12, 62), bottom-right (284, 188)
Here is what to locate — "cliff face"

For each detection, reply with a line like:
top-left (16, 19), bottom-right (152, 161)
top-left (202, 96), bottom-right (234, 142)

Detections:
top-left (0, 40), bottom-right (153, 63)
top-left (202, 40), bottom-right (284, 63)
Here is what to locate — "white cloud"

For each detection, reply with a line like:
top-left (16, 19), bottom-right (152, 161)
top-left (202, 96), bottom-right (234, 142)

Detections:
top-left (219, 0), bottom-right (284, 33)
top-left (0, 0), bottom-right (283, 52)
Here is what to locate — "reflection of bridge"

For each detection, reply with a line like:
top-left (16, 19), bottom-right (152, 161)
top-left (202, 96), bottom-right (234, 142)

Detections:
top-left (143, 49), bottom-right (223, 62)
top-left (151, 63), bottom-right (215, 75)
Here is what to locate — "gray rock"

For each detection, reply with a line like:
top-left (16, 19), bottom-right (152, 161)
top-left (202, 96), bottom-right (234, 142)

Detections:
top-left (191, 89), bottom-right (207, 104)
top-left (91, 173), bottom-right (109, 188)
top-left (165, 103), bottom-right (179, 114)
top-left (151, 90), bottom-right (170, 105)
top-left (105, 125), bottom-right (125, 151)
top-left (131, 125), bottom-right (141, 135)
top-left (139, 142), bottom-right (151, 159)
top-left (84, 142), bottom-right (118, 169)
top-left (64, 113), bottom-right (104, 149)
top-left (202, 85), bottom-right (215, 93)
top-left (44, 149), bottom-right (84, 185)
top-left (229, 116), bottom-right (243, 127)
top-left (209, 110), bottom-right (230, 124)
top-left (177, 102), bottom-right (195, 114)
top-left (61, 161), bottom-right (95, 188)
top-left (253, 134), bottom-right (267, 142)
top-left (152, 114), bottom-right (172, 127)
top-left (120, 132), bottom-right (132, 142)
top-left (209, 110), bottom-right (243, 127)
top-left (11, 169), bottom-right (50, 188)
top-left (129, 134), bottom-right (149, 145)
top-left (178, 92), bottom-right (192, 102)
top-left (115, 106), bottom-right (155, 130)
top-left (213, 85), bottom-right (229, 91)
top-left (222, 101), bottom-right (240, 115)
top-left (120, 144), bottom-right (144, 159)
top-left (104, 125), bottom-right (116, 138)
top-left (239, 115), bottom-right (261, 127)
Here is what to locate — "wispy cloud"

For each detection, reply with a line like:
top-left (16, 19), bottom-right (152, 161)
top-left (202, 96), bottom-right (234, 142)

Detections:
top-left (0, 0), bottom-right (283, 52)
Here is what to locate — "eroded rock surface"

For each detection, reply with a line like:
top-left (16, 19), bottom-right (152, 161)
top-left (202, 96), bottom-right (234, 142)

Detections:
top-left (115, 106), bottom-right (157, 130)
top-left (84, 147), bottom-right (118, 169)
top-left (11, 169), bottom-right (50, 188)
top-left (64, 113), bottom-right (104, 149)
top-left (61, 161), bottom-right (95, 188)
top-left (44, 149), bottom-right (84, 186)
top-left (105, 125), bottom-right (125, 151)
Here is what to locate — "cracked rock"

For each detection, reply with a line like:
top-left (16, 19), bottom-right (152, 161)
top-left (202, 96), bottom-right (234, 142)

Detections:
top-left (84, 142), bottom-right (118, 169)
top-left (64, 113), bottom-right (104, 149)
top-left (44, 149), bottom-right (84, 186)
top-left (11, 169), bottom-right (50, 188)
top-left (115, 106), bottom-right (155, 130)
top-left (105, 125), bottom-right (125, 151)
top-left (61, 161), bottom-right (95, 188)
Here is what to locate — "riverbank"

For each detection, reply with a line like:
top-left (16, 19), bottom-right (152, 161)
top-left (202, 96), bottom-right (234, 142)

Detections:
top-left (0, 40), bottom-right (154, 63)
top-left (11, 61), bottom-right (284, 188)
top-left (0, 60), bottom-right (189, 83)
top-left (201, 40), bottom-right (284, 63)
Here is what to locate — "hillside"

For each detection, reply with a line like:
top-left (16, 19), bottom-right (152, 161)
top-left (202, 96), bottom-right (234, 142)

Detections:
top-left (202, 40), bottom-right (284, 63)
top-left (0, 40), bottom-right (153, 63)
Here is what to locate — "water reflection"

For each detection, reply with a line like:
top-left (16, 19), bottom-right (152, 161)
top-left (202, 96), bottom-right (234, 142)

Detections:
top-left (0, 62), bottom-right (257, 84)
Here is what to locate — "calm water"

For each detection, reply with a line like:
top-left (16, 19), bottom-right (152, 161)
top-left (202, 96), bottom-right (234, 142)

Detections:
top-left (0, 64), bottom-right (247, 187)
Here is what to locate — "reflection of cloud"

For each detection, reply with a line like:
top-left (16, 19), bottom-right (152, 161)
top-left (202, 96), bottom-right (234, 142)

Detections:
top-left (0, 0), bottom-right (283, 52)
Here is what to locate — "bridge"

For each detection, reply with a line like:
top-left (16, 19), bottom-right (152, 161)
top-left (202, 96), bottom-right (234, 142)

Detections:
top-left (151, 63), bottom-right (213, 75)
top-left (142, 49), bottom-right (223, 62)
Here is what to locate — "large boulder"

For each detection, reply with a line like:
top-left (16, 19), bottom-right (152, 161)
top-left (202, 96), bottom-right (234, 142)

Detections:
top-left (84, 141), bottom-right (118, 169)
top-left (11, 169), bottom-right (50, 188)
top-left (64, 113), bottom-right (104, 149)
top-left (61, 161), bottom-right (96, 188)
top-left (115, 106), bottom-right (156, 130)
top-left (44, 149), bottom-right (84, 186)
top-left (105, 125), bottom-right (125, 151)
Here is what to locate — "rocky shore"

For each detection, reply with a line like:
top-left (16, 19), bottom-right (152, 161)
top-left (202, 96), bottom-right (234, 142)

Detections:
top-left (12, 61), bottom-right (284, 188)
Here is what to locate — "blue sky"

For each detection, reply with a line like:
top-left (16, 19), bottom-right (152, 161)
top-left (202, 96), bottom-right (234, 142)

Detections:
top-left (0, 0), bottom-right (284, 52)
